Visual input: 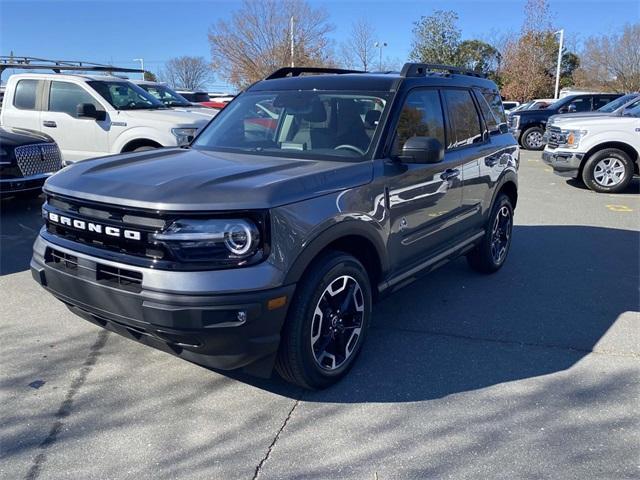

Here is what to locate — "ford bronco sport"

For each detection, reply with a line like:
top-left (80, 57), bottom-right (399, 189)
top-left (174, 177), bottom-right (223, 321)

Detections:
top-left (31, 64), bottom-right (519, 389)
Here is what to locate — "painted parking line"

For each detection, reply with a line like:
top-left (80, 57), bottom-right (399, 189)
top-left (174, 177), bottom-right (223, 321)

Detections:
top-left (606, 204), bottom-right (633, 212)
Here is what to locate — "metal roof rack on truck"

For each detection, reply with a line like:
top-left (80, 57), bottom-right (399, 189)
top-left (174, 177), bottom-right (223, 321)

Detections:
top-left (0, 56), bottom-right (143, 79)
top-left (265, 67), bottom-right (365, 80)
top-left (400, 63), bottom-right (486, 78)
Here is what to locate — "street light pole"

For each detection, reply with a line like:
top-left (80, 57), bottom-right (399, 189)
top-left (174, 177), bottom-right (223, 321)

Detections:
top-left (133, 58), bottom-right (144, 80)
top-left (374, 41), bottom-right (387, 71)
top-left (553, 29), bottom-right (564, 99)
top-left (290, 16), bottom-right (294, 68)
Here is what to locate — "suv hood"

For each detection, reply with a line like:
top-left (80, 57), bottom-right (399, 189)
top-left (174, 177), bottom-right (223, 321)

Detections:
top-left (44, 148), bottom-right (373, 211)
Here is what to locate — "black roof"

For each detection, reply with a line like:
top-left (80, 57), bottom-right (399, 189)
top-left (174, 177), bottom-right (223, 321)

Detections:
top-left (248, 64), bottom-right (499, 93)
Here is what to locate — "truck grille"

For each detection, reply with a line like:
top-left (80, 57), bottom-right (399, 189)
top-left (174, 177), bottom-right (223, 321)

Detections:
top-left (545, 126), bottom-right (563, 149)
top-left (14, 143), bottom-right (62, 176)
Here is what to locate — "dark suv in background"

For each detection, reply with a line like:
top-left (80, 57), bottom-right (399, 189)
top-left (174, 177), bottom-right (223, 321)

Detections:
top-left (31, 64), bottom-right (518, 389)
top-left (509, 93), bottom-right (622, 150)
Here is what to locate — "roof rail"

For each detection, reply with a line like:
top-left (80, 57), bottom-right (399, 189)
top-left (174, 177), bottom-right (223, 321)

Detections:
top-left (265, 67), bottom-right (365, 80)
top-left (0, 56), bottom-right (143, 78)
top-left (400, 63), bottom-right (486, 78)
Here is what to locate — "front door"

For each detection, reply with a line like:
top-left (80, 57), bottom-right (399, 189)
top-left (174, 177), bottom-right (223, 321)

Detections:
top-left (385, 88), bottom-right (464, 271)
top-left (41, 81), bottom-right (109, 162)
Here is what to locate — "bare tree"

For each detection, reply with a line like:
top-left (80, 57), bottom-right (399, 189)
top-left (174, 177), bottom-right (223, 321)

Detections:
top-left (161, 56), bottom-right (211, 90)
top-left (208, 0), bottom-right (335, 88)
top-left (574, 24), bottom-right (640, 92)
top-left (340, 18), bottom-right (376, 71)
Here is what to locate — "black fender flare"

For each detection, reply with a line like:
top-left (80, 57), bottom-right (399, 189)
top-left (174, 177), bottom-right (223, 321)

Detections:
top-left (283, 219), bottom-right (390, 285)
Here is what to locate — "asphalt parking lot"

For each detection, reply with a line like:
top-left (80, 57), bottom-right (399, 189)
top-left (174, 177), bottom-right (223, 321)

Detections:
top-left (1, 150), bottom-right (638, 480)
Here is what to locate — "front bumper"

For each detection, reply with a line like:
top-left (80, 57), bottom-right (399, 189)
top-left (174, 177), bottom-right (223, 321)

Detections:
top-left (0, 173), bottom-right (51, 196)
top-left (31, 234), bottom-right (295, 374)
top-left (542, 149), bottom-right (584, 178)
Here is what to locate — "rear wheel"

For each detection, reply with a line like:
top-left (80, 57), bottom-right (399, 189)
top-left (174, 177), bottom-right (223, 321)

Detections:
top-left (521, 126), bottom-right (545, 150)
top-left (275, 251), bottom-right (372, 389)
top-left (581, 148), bottom-right (634, 193)
top-left (467, 194), bottom-right (514, 273)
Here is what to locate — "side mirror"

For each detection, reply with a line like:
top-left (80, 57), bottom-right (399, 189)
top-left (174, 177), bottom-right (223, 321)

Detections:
top-left (400, 137), bottom-right (444, 164)
top-left (76, 103), bottom-right (106, 121)
top-left (567, 104), bottom-right (577, 113)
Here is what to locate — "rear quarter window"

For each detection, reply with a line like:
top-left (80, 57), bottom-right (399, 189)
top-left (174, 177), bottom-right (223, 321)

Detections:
top-left (475, 87), bottom-right (507, 133)
top-left (14, 79), bottom-right (39, 110)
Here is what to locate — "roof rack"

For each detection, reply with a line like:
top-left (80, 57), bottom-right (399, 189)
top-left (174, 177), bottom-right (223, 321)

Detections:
top-left (400, 63), bottom-right (486, 78)
top-left (265, 67), bottom-right (365, 80)
top-left (0, 56), bottom-right (144, 78)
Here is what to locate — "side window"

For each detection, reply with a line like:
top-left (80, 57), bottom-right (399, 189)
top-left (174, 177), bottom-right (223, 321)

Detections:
top-left (49, 81), bottom-right (101, 117)
top-left (568, 97), bottom-right (592, 112)
top-left (14, 79), bottom-right (39, 110)
top-left (392, 89), bottom-right (445, 155)
top-left (594, 96), bottom-right (613, 109)
top-left (443, 89), bottom-right (483, 148)
top-left (475, 88), bottom-right (507, 134)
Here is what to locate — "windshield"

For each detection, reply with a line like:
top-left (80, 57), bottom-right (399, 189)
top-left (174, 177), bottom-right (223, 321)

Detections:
top-left (624, 102), bottom-right (640, 117)
top-left (139, 84), bottom-right (191, 107)
top-left (192, 91), bottom-right (390, 161)
top-left (88, 81), bottom-right (165, 110)
top-left (513, 101), bottom-right (532, 112)
top-left (598, 94), bottom-right (638, 112)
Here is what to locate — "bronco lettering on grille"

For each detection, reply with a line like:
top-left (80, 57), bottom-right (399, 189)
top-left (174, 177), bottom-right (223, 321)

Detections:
top-left (48, 212), bottom-right (142, 241)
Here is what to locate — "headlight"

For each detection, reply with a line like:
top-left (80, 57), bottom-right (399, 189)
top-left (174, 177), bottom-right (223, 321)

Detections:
top-left (152, 218), bottom-right (264, 266)
top-left (171, 127), bottom-right (198, 146)
top-left (560, 129), bottom-right (587, 149)
top-left (509, 115), bottom-right (520, 129)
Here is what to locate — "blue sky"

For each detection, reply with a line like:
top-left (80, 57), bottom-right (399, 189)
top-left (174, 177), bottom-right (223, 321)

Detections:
top-left (1, 0), bottom-right (638, 91)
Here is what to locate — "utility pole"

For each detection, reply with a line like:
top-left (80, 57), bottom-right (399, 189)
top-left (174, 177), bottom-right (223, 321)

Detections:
top-left (374, 41), bottom-right (387, 71)
top-left (290, 16), bottom-right (295, 68)
top-left (133, 58), bottom-right (144, 80)
top-left (553, 29), bottom-right (564, 99)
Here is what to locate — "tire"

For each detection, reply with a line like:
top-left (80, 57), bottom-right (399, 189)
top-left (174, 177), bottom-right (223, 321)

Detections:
top-left (275, 251), bottom-right (372, 389)
top-left (521, 126), bottom-right (545, 150)
top-left (581, 148), bottom-right (634, 193)
top-left (133, 146), bottom-right (157, 152)
top-left (467, 194), bottom-right (514, 274)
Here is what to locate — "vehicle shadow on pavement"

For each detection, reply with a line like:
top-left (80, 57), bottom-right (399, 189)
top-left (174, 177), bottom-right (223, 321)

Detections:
top-left (566, 176), bottom-right (640, 194)
top-left (0, 194), bottom-right (44, 275)
top-left (236, 224), bottom-right (639, 403)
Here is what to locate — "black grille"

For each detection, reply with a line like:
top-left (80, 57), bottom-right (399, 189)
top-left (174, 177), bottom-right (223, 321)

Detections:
top-left (545, 126), bottom-right (563, 149)
top-left (46, 248), bottom-right (79, 271)
top-left (14, 143), bottom-right (62, 176)
top-left (96, 264), bottom-right (143, 292)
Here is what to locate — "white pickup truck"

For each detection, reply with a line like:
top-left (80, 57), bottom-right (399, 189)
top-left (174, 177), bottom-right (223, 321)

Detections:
top-left (0, 73), bottom-right (211, 163)
top-left (542, 103), bottom-right (640, 193)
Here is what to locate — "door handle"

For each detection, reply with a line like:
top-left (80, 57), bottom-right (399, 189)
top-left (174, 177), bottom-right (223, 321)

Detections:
top-left (43, 120), bottom-right (57, 128)
top-left (440, 169), bottom-right (460, 181)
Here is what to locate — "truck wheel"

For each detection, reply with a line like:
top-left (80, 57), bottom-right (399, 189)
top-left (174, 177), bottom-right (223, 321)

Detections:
top-left (581, 149), bottom-right (634, 193)
top-left (275, 251), bottom-right (372, 389)
top-left (521, 126), bottom-right (545, 150)
top-left (467, 194), bottom-right (514, 274)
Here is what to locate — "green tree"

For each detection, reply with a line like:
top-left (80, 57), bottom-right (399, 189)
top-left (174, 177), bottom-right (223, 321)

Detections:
top-left (409, 10), bottom-right (461, 65)
top-left (456, 39), bottom-right (501, 75)
top-left (143, 71), bottom-right (157, 82)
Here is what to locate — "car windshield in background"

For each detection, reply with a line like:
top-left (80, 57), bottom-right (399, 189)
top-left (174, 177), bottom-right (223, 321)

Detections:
top-left (624, 103), bottom-right (640, 117)
top-left (193, 91), bottom-right (390, 161)
top-left (139, 84), bottom-right (191, 107)
top-left (597, 94), bottom-right (638, 112)
top-left (87, 81), bottom-right (165, 110)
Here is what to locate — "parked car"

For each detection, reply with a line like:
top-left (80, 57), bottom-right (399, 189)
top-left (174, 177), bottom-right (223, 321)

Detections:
top-left (0, 126), bottom-right (62, 197)
top-left (546, 93), bottom-right (640, 129)
top-left (133, 80), bottom-right (218, 119)
top-left (502, 101), bottom-right (520, 113)
top-left (175, 90), bottom-right (227, 109)
top-left (31, 63), bottom-right (518, 389)
top-left (0, 74), bottom-right (211, 163)
top-left (542, 102), bottom-right (639, 193)
top-left (508, 93), bottom-right (622, 150)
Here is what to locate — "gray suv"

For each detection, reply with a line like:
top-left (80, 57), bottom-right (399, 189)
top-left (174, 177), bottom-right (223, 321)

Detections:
top-left (31, 64), bottom-right (519, 389)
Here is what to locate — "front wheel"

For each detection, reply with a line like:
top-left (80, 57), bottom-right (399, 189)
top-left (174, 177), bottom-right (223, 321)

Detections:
top-left (467, 194), bottom-right (514, 273)
top-left (581, 148), bottom-right (634, 193)
top-left (275, 251), bottom-right (372, 389)
top-left (521, 126), bottom-right (545, 150)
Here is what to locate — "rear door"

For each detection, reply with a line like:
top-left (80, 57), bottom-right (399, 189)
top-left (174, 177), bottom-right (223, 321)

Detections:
top-left (41, 80), bottom-right (109, 162)
top-left (3, 78), bottom-right (44, 131)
